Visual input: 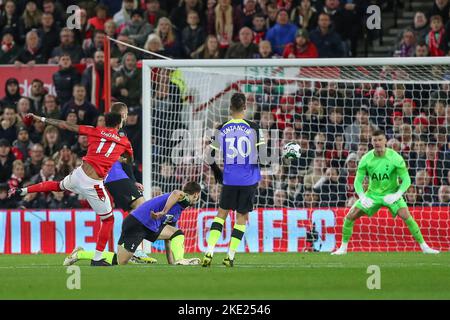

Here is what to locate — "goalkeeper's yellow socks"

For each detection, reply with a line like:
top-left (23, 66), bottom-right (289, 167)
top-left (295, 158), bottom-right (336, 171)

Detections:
top-left (77, 250), bottom-right (117, 265)
top-left (206, 216), bottom-right (225, 256)
top-left (170, 230), bottom-right (185, 261)
top-left (405, 216), bottom-right (424, 244)
top-left (228, 224), bottom-right (246, 260)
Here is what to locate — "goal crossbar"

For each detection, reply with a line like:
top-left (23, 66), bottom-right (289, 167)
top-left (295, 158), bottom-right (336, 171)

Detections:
top-left (143, 57), bottom-right (450, 68)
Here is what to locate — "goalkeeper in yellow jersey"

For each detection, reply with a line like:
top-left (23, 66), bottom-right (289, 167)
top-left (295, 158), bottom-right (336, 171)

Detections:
top-left (332, 130), bottom-right (439, 255)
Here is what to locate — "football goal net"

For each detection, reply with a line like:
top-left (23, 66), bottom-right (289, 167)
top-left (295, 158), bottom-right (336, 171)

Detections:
top-left (141, 57), bottom-right (450, 253)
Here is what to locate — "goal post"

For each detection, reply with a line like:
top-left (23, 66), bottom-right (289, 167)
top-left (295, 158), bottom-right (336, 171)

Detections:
top-left (141, 57), bottom-right (450, 253)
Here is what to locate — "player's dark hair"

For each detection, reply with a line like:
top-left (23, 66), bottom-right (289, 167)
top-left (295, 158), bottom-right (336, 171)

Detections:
top-left (183, 181), bottom-right (201, 195)
top-left (111, 102), bottom-right (127, 113)
top-left (372, 129), bottom-right (386, 137)
top-left (230, 93), bottom-right (246, 113)
top-left (105, 112), bottom-right (123, 128)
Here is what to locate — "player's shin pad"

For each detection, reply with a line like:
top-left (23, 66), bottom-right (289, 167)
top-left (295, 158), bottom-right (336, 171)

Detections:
top-left (207, 217), bottom-right (225, 252)
top-left (77, 250), bottom-right (117, 265)
top-left (77, 250), bottom-right (94, 261)
top-left (170, 230), bottom-right (185, 261)
top-left (229, 224), bottom-right (246, 255)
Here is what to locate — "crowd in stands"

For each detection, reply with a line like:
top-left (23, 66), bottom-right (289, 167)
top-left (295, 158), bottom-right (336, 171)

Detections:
top-left (0, 0), bottom-right (449, 209)
top-left (394, 0), bottom-right (450, 57)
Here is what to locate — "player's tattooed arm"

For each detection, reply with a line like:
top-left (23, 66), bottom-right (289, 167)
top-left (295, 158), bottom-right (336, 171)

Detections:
top-left (151, 190), bottom-right (185, 219)
top-left (28, 113), bottom-right (80, 132)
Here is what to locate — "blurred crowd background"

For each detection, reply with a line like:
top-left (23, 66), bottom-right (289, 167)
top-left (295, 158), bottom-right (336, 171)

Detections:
top-left (0, 0), bottom-right (449, 209)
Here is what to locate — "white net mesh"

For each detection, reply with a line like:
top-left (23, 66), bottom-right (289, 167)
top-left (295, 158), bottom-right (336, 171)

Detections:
top-left (145, 60), bottom-right (450, 253)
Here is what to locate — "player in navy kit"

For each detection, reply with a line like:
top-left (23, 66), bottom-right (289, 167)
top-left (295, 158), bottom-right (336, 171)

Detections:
top-left (202, 93), bottom-right (265, 267)
top-left (63, 182), bottom-right (202, 266)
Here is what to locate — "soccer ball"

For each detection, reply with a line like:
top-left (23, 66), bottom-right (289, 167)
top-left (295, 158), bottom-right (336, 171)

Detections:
top-left (282, 142), bottom-right (301, 160)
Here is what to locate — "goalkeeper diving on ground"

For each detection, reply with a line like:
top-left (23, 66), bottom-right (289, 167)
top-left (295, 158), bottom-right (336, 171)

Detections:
top-left (63, 181), bottom-right (202, 266)
top-left (332, 130), bottom-right (439, 255)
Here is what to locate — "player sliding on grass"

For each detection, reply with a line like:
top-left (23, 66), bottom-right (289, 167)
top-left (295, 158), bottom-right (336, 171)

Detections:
top-left (63, 181), bottom-right (202, 266)
top-left (9, 112), bottom-right (135, 266)
top-left (332, 130), bottom-right (439, 255)
top-left (202, 93), bottom-right (265, 267)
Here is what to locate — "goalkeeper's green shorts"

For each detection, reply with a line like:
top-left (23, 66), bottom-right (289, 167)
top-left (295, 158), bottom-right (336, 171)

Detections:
top-left (353, 192), bottom-right (408, 217)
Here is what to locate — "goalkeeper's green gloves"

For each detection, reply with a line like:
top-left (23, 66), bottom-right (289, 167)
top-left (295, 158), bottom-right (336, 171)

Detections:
top-left (358, 193), bottom-right (374, 209)
top-left (383, 191), bottom-right (403, 205)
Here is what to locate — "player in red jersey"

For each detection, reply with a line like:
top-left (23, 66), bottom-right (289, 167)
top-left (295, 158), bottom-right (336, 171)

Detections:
top-left (8, 112), bottom-right (133, 266)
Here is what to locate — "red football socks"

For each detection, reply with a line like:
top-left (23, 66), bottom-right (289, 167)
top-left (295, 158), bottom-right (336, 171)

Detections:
top-left (25, 181), bottom-right (62, 193)
top-left (95, 215), bottom-right (115, 253)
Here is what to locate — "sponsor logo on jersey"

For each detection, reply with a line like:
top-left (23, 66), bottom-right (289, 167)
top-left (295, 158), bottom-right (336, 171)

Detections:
top-left (371, 173), bottom-right (390, 181)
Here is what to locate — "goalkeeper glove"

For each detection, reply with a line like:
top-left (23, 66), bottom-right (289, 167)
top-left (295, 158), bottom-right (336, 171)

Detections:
top-left (383, 191), bottom-right (403, 205)
top-left (210, 162), bottom-right (223, 184)
top-left (358, 193), bottom-right (374, 209)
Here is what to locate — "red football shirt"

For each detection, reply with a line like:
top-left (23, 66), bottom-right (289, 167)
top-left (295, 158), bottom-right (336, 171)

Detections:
top-left (79, 125), bottom-right (133, 178)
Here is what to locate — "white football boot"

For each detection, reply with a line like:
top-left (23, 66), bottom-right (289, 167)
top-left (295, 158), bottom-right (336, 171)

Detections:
top-left (63, 246), bottom-right (84, 266)
top-left (420, 243), bottom-right (440, 254)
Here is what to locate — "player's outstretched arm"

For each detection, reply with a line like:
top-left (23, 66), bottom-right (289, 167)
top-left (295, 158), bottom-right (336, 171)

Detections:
top-left (28, 113), bottom-right (79, 132)
top-left (151, 190), bottom-right (185, 219)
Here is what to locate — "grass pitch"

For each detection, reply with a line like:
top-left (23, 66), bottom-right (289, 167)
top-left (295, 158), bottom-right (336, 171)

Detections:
top-left (0, 252), bottom-right (449, 299)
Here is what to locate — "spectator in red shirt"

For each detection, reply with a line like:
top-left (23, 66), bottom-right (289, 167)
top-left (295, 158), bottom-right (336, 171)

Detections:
top-left (87, 4), bottom-right (112, 34)
top-left (413, 114), bottom-right (429, 139)
top-left (8, 159), bottom-right (25, 190)
top-left (12, 126), bottom-right (32, 161)
top-left (426, 15), bottom-right (448, 56)
top-left (273, 95), bottom-right (297, 130)
top-left (283, 28), bottom-right (318, 58)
